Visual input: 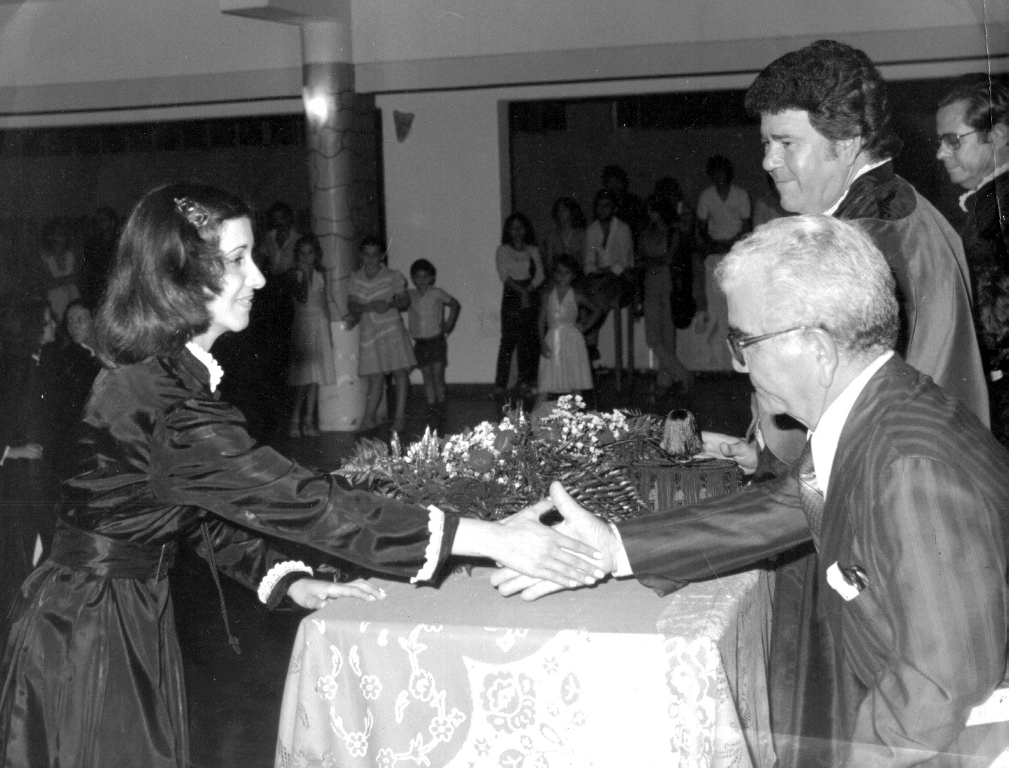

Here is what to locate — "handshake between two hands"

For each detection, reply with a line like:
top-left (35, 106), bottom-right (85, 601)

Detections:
top-left (490, 430), bottom-right (756, 602)
top-left (290, 431), bottom-right (757, 609)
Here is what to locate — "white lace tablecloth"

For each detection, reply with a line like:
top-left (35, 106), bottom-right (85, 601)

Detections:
top-left (275, 568), bottom-right (774, 768)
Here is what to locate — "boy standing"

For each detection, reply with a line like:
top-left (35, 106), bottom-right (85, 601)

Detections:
top-left (408, 259), bottom-right (461, 430)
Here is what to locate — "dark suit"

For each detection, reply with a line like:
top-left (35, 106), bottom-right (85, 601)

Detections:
top-left (619, 357), bottom-right (1009, 766)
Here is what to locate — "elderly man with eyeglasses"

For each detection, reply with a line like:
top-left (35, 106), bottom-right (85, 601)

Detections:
top-left (494, 215), bottom-right (1009, 767)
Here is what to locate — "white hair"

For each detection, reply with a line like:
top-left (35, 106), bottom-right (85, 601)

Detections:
top-left (716, 215), bottom-right (899, 355)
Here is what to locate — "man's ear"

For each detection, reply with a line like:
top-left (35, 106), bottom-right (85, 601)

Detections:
top-left (990, 121), bottom-right (1009, 152)
top-left (835, 136), bottom-right (863, 168)
top-left (810, 328), bottom-right (839, 387)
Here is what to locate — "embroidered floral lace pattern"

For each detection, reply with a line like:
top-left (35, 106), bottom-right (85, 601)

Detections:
top-left (275, 570), bottom-right (773, 768)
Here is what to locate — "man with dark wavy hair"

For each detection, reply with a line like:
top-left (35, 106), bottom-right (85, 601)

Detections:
top-left (744, 40), bottom-right (987, 426)
top-left (706, 40), bottom-right (990, 766)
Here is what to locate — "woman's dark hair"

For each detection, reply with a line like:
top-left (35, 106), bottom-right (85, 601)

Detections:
top-left (410, 258), bottom-right (436, 278)
top-left (744, 39), bottom-right (903, 162)
top-left (502, 213), bottom-right (537, 248)
top-left (645, 193), bottom-right (676, 227)
top-left (0, 295), bottom-right (48, 360)
top-left (295, 234), bottom-right (324, 272)
top-left (939, 73), bottom-right (1009, 137)
top-left (551, 252), bottom-right (583, 280)
top-left (96, 183), bottom-right (253, 366)
top-left (551, 197), bottom-right (587, 229)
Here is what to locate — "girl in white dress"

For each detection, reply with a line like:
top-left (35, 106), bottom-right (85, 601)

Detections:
top-left (535, 254), bottom-right (602, 408)
top-left (287, 235), bottom-right (335, 437)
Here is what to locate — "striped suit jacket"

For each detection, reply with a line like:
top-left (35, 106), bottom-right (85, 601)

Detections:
top-left (619, 357), bottom-right (1009, 766)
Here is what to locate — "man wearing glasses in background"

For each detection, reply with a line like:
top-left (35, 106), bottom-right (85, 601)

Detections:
top-left (936, 74), bottom-right (1009, 446)
top-left (936, 73), bottom-right (1009, 289)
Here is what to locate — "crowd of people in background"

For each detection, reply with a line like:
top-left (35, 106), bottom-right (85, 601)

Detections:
top-left (495, 155), bottom-right (765, 404)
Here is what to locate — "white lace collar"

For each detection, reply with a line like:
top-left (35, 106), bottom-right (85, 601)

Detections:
top-left (959, 163), bottom-right (1009, 212)
top-left (185, 341), bottom-right (223, 392)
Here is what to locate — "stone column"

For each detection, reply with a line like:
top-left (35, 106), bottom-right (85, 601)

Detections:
top-left (302, 21), bottom-right (364, 431)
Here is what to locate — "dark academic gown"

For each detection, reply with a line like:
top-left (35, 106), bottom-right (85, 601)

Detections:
top-left (959, 170), bottom-right (1009, 291)
top-left (0, 347), bottom-right (458, 768)
top-left (960, 170), bottom-right (1009, 446)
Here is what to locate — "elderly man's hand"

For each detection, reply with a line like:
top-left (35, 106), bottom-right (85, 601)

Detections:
top-left (491, 482), bottom-right (620, 601)
top-left (701, 431), bottom-right (758, 474)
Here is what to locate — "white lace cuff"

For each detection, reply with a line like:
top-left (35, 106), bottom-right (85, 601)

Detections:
top-left (411, 505), bottom-right (446, 583)
top-left (257, 560), bottom-right (313, 604)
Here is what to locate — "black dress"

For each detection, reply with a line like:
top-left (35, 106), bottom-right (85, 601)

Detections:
top-left (0, 347), bottom-right (458, 768)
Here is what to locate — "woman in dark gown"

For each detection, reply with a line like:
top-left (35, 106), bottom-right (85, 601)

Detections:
top-left (0, 298), bottom-right (59, 620)
top-left (0, 184), bottom-right (601, 768)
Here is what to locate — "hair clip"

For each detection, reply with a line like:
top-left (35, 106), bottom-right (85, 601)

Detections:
top-left (174, 197), bottom-right (211, 229)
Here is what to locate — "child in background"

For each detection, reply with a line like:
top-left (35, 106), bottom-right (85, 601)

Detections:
top-left (348, 237), bottom-right (415, 433)
top-left (287, 234), bottom-right (335, 437)
top-left (408, 259), bottom-right (461, 431)
top-left (535, 254), bottom-right (601, 408)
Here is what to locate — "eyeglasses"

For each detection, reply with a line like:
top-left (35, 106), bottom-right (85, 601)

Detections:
top-left (725, 326), bottom-right (817, 366)
top-left (936, 129), bottom-right (980, 151)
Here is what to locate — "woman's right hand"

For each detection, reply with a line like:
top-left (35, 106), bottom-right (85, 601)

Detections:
top-left (287, 578), bottom-right (387, 611)
top-left (7, 443), bottom-right (43, 461)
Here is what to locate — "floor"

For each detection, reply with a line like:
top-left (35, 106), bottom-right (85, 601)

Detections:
top-left (175, 369), bottom-right (754, 768)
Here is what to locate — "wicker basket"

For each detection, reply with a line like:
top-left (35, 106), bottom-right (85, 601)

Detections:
top-left (634, 458), bottom-right (742, 511)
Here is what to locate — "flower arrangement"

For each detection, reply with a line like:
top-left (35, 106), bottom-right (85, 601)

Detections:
top-left (336, 395), bottom-right (673, 523)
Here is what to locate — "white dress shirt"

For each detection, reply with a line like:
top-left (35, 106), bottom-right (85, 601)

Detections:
top-left (583, 217), bottom-right (633, 275)
top-left (809, 351), bottom-right (892, 498)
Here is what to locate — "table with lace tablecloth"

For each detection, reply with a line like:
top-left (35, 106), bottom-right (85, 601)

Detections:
top-left (275, 567), bottom-right (775, 768)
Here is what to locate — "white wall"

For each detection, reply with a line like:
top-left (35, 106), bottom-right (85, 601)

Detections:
top-left (377, 89), bottom-right (508, 384)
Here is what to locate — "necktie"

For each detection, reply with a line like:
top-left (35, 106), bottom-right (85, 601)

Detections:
top-left (797, 439), bottom-right (824, 543)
